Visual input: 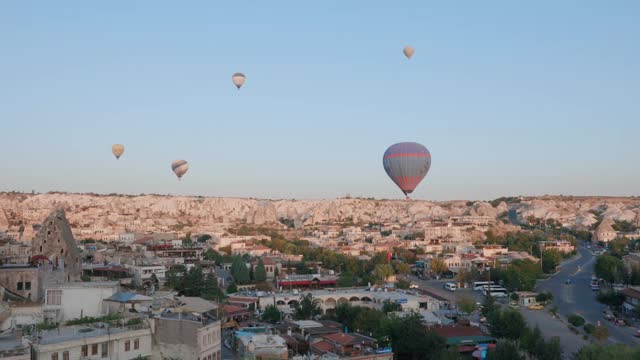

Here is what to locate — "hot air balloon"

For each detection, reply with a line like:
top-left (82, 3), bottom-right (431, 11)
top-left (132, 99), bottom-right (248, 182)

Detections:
top-left (171, 160), bottom-right (189, 180)
top-left (403, 46), bottom-right (415, 59)
top-left (232, 73), bottom-right (246, 89)
top-left (112, 144), bottom-right (125, 159)
top-left (383, 142), bottom-right (431, 198)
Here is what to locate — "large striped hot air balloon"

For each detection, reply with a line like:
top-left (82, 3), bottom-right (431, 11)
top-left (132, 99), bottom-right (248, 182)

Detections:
top-left (112, 144), bottom-right (125, 159)
top-left (383, 142), bottom-right (431, 197)
top-left (171, 160), bottom-right (189, 180)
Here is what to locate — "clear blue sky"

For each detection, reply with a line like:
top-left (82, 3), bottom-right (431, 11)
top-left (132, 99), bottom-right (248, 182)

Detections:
top-left (1, 1), bottom-right (638, 200)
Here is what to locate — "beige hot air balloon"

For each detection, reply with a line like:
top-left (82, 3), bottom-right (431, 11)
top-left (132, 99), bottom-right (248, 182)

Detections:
top-left (403, 46), bottom-right (415, 59)
top-left (171, 160), bottom-right (189, 180)
top-left (232, 72), bottom-right (246, 89)
top-left (112, 144), bottom-right (125, 159)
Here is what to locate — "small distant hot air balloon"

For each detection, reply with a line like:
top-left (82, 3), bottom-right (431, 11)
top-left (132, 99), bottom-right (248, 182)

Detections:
top-left (112, 144), bottom-right (125, 159)
top-left (383, 142), bottom-right (431, 198)
top-left (232, 73), bottom-right (246, 89)
top-left (171, 160), bottom-right (189, 180)
top-left (403, 46), bottom-right (415, 60)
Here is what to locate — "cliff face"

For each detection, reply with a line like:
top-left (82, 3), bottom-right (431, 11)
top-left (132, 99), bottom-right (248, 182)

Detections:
top-left (0, 193), bottom-right (638, 240)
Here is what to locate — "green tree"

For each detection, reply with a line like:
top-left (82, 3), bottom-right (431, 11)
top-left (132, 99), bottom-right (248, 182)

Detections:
top-left (226, 282), bottom-right (238, 294)
top-left (231, 256), bottom-right (251, 285)
top-left (395, 262), bottom-right (411, 275)
top-left (594, 255), bottom-right (625, 283)
top-left (457, 294), bottom-right (477, 315)
top-left (374, 264), bottom-right (395, 284)
top-left (261, 305), bottom-right (282, 324)
top-left (150, 273), bottom-right (159, 288)
top-left (382, 300), bottom-right (401, 314)
top-left (429, 258), bottom-right (448, 278)
top-left (396, 279), bottom-right (411, 289)
top-left (183, 266), bottom-right (205, 296)
top-left (488, 309), bottom-right (527, 341)
top-left (540, 337), bottom-right (563, 360)
top-left (542, 249), bottom-right (562, 273)
top-left (596, 290), bottom-right (625, 308)
top-left (197, 234), bottom-right (212, 243)
top-left (274, 266), bottom-right (280, 278)
top-left (254, 259), bottom-right (267, 283)
top-left (386, 312), bottom-right (447, 360)
top-left (201, 272), bottom-right (224, 301)
top-left (337, 271), bottom-right (355, 287)
top-left (487, 340), bottom-right (524, 360)
top-left (592, 325), bottom-right (609, 343)
top-left (568, 314), bottom-right (585, 327)
top-left (166, 265), bottom-right (187, 292)
top-left (333, 303), bottom-right (361, 329)
top-left (182, 232), bottom-right (193, 247)
top-left (293, 293), bottom-right (322, 320)
top-left (352, 308), bottom-right (387, 339)
top-left (572, 343), bottom-right (640, 360)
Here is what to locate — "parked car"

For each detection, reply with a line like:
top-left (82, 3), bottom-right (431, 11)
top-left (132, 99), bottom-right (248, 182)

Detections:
top-left (444, 282), bottom-right (457, 292)
top-left (603, 310), bottom-right (615, 321)
top-left (509, 301), bottom-right (519, 309)
top-left (409, 284), bottom-right (419, 289)
top-left (615, 319), bottom-right (627, 327)
top-left (565, 279), bottom-right (572, 285)
top-left (635, 329), bottom-right (640, 337)
top-left (528, 304), bottom-right (544, 310)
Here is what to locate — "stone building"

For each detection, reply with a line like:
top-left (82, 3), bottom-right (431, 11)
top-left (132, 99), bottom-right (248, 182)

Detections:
top-left (0, 265), bottom-right (39, 301)
top-left (30, 208), bottom-right (81, 281)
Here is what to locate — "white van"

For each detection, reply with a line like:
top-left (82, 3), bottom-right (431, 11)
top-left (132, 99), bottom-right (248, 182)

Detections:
top-left (444, 282), bottom-right (457, 291)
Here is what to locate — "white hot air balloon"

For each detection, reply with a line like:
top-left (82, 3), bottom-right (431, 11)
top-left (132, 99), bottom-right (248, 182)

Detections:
top-left (232, 72), bottom-right (246, 89)
top-left (171, 160), bottom-right (189, 180)
top-left (112, 144), bottom-right (125, 159)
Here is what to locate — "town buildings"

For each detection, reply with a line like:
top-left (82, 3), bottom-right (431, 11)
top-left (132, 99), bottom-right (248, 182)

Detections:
top-left (27, 320), bottom-right (153, 360)
top-left (155, 312), bottom-right (222, 360)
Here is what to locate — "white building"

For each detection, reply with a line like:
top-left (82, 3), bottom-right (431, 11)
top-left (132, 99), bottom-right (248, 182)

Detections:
top-left (118, 232), bottom-right (135, 244)
top-left (28, 322), bottom-right (153, 360)
top-left (262, 288), bottom-right (446, 315)
top-left (43, 281), bottom-right (119, 322)
top-left (237, 333), bottom-right (288, 360)
top-left (127, 265), bottom-right (166, 286)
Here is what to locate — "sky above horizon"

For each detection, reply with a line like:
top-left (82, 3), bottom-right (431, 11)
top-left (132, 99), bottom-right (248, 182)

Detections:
top-left (1, 1), bottom-right (639, 201)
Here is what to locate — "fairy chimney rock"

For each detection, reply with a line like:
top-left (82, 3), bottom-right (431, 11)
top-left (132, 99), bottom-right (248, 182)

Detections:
top-left (31, 208), bottom-right (81, 280)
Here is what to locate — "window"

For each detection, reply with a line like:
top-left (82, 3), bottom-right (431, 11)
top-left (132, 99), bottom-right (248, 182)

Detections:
top-left (51, 353), bottom-right (58, 360)
top-left (47, 290), bottom-right (62, 305)
top-left (101, 343), bottom-right (108, 357)
top-left (125, 340), bottom-right (131, 351)
top-left (62, 351), bottom-right (69, 360)
top-left (134, 338), bottom-right (139, 350)
top-left (81, 345), bottom-right (88, 356)
top-left (17, 282), bottom-right (23, 291)
top-left (92, 344), bottom-right (98, 355)
top-left (25, 282), bottom-right (31, 290)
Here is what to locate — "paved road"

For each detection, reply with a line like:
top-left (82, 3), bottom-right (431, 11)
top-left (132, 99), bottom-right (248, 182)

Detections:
top-left (537, 244), bottom-right (639, 345)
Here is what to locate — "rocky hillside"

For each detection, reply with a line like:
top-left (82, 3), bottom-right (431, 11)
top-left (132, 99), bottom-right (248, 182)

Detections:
top-left (0, 192), bottom-right (638, 240)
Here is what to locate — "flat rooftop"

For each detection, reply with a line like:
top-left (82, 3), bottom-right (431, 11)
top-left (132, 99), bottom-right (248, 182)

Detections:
top-left (31, 323), bottom-right (149, 345)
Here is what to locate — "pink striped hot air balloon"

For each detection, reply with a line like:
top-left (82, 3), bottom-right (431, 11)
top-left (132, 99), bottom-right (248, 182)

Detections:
top-left (383, 142), bottom-right (431, 198)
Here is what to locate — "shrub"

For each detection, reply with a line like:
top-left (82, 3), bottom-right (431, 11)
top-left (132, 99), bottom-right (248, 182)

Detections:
top-left (584, 323), bottom-right (595, 334)
top-left (568, 314), bottom-right (585, 327)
